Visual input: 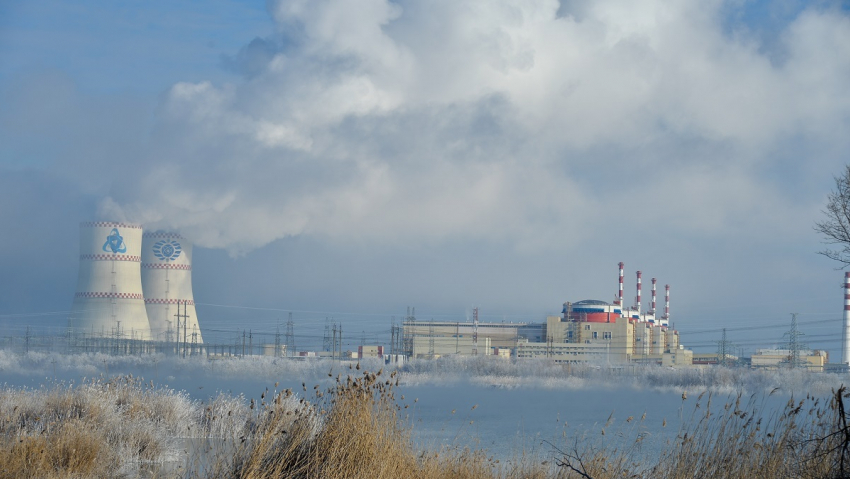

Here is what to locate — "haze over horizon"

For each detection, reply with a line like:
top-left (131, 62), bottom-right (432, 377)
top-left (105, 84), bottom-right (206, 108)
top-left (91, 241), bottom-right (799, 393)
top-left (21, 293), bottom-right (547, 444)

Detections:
top-left (2, 0), bottom-right (850, 356)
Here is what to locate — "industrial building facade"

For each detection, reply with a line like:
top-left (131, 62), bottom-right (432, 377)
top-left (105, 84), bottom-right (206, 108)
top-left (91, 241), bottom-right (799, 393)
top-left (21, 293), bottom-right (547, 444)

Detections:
top-left (402, 313), bottom-right (686, 364)
top-left (401, 263), bottom-right (691, 365)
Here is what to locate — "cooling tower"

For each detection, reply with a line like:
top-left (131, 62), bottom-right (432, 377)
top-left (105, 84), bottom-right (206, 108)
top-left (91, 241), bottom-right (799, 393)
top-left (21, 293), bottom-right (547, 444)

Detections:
top-left (69, 222), bottom-right (152, 340)
top-left (141, 232), bottom-right (203, 345)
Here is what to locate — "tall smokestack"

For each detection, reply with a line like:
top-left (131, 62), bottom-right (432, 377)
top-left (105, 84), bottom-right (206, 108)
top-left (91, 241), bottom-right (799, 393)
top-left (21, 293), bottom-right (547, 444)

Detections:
top-left (651, 278), bottom-right (657, 314)
top-left (841, 271), bottom-right (850, 364)
top-left (664, 284), bottom-right (670, 321)
top-left (617, 262), bottom-right (624, 306)
top-left (635, 271), bottom-right (642, 315)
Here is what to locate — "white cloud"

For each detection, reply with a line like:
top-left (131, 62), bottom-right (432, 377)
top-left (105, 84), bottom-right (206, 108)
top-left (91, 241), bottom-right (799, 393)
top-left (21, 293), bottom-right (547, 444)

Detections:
top-left (96, 0), bottom-right (850, 258)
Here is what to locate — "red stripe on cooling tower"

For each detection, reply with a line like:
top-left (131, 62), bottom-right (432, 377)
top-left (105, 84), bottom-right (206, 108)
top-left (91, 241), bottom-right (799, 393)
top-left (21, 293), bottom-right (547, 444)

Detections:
top-left (81, 254), bottom-right (142, 262)
top-left (144, 298), bottom-right (195, 305)
top-left (81, 221), bottom-right (142, 229)
top-left (143, 232), bottom-right (185, 239)
top-left (141, 263), bottom-right (192, 270)
top-left (75, 292), bottom-right (143, 300)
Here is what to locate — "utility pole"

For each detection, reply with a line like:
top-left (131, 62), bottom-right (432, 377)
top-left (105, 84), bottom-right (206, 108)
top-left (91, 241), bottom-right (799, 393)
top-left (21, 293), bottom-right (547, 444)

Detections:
top-left (472, 307), bottom-right (479, 356)
top-left (456, 323), bottom-right (460, 354)
top-left (174, 301), bottom-right (189, 358)
top-left (390, 317), bottom-right (396, 357)
top-left (183, 303), bottom-right (188, 359)
top-left (428, 321), bottom-right (435, 358)
top-left (332, 324), bottom-right (337, 361)
top-left (174, 311), bottom-right (180, 356)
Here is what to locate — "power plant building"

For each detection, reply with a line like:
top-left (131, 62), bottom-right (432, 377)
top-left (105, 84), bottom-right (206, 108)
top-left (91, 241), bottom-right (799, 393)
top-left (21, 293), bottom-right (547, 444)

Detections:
top-left (402, 262), bottom-right (691, 365)
top-left (403, 321), bottom-right (542, 357)
top-left (69, 222), bottom-right (152, 340)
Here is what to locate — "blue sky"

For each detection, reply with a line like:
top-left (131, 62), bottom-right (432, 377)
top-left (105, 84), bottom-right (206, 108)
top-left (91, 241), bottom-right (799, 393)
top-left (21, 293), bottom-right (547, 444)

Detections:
top-left (1, 0), bottom-right (850, 355)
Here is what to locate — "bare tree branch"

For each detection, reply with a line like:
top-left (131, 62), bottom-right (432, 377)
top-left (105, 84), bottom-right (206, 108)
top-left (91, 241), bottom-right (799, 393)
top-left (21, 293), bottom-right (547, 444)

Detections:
top-left (545, 438), bottom-right (596, 479)
top-left (814, 165), bottom-right (850, 268)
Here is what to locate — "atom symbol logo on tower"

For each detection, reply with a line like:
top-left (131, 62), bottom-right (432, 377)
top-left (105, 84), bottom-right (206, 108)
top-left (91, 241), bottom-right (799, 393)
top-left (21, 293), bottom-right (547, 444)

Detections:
top-left (102, 228), bottom-right (127, 254)
top-left (153, 240), bottom-right (182, 261)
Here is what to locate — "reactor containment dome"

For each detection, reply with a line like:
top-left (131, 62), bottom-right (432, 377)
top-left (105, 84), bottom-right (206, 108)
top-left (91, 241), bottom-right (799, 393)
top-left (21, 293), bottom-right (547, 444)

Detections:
top-left (69, 222), bottom-right (152, 340)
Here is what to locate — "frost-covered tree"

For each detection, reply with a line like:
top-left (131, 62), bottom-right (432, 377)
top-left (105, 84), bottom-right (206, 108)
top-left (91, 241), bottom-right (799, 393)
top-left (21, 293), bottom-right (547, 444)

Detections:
top-left (815, 165), bottom-right (850, 267)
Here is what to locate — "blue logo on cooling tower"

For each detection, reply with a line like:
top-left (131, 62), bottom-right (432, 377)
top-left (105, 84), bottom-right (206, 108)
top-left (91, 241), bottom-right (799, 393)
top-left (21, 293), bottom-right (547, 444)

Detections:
top-left (153, 240), bottom-right (182, 261)
top-left (102, 228), bottom-right (127, 254)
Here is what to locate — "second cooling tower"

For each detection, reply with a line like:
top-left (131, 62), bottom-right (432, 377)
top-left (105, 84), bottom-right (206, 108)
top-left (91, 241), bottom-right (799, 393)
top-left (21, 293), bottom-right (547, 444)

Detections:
top-left (141, 232), bottom-right (203, 344)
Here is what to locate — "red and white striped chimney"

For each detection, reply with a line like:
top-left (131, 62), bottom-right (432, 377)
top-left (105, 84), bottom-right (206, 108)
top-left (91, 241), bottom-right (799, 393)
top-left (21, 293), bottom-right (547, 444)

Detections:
top-left (841, 271), bottom-right (850, 364)
top-left (635, 271), bottom-right (642, 315)
top-left (617, 262), bottom-right (624, 306)
top-left (651, 278), bottom-right (657, 314)
top-left (664, 284), bottom-right (670, 321)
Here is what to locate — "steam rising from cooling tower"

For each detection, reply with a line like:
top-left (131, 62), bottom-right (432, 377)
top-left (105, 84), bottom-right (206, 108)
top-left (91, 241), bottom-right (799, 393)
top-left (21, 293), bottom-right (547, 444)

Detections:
top-left (141, 232), bottom-right (203, 344)
top-left (69, 222), bottom-right (152, 339)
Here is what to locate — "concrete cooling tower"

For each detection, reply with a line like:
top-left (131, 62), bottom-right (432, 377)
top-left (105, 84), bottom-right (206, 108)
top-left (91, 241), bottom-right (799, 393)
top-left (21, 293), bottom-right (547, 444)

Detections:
top-left (69, 222), bottom-right (152, 340)
top-left (141, 232), bottom-right (203, 345)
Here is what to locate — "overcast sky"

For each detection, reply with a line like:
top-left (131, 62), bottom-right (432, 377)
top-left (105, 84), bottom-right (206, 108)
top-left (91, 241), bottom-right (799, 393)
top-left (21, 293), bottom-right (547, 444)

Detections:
top-left (1, 0), bottom-right (849, 355)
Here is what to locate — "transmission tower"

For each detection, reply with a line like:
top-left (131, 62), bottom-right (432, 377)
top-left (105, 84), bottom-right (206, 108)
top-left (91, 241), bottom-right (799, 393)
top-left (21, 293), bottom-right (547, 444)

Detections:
top-left (402, 307), bottom-right (415, 357)
top-left (274, 319), bottom-right (282, 358)
top-left (285, 312), bottom-right (296, 357)
top-left (323, 318), bottom-right (331, 352)
top-left (191, 325), bottom-right (198, 356)
top-left (716, 328), bottom-right (735, 367)
top-left (783, 313), bottom-right (807, 369)
top-left (391, 316), bottom-right (403, 358)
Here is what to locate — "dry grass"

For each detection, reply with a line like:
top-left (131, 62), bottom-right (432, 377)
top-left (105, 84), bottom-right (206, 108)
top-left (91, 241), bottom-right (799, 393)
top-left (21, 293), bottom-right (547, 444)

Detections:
top-left (2, 371), bottom-right (850, 479)
top-left (554, 388), bottom-right (850, 479)
top-left (216, 369), bottom-right (502, 479)
top-left (0, 375), bottom-right (195, 477)
top-left (0, 418), bottom-right (111, 479)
